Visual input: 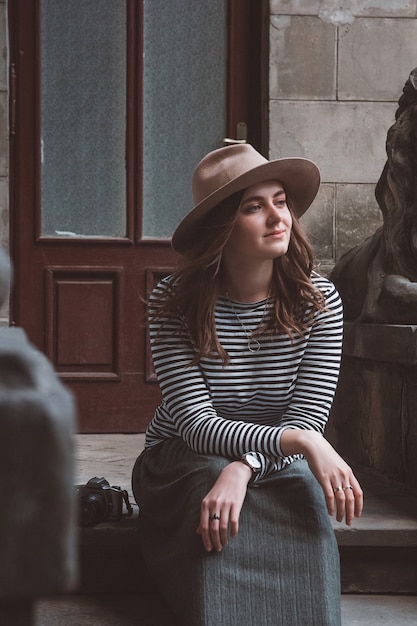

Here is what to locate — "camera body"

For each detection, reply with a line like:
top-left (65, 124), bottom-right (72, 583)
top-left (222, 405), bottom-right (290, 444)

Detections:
top-left (75, 476), bottom-right (128, 527)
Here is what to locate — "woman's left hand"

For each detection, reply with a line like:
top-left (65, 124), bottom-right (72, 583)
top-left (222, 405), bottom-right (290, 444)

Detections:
top-left (196, 461), bottom-right (252, 552)
top-left (281, 429), bottom-right (363, 525)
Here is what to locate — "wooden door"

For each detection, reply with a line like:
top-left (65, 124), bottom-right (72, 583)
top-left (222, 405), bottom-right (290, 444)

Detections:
top-left (8, 0), bottom-right (267, 432)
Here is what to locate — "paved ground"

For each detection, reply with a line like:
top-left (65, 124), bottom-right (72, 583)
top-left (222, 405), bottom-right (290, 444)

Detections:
top-left (35, 592), bottom-right (417, 626)
top-left (74, 433), bottom-right (143, 496)
top-left (68, 434), bottom-right (417, 626)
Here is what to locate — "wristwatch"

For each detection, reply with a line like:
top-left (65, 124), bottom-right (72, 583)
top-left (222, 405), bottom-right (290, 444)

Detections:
top-left (240, 452), bottom-right (262, 473)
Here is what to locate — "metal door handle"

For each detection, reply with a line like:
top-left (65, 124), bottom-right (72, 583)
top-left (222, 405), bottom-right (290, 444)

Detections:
top-left (223, 122), bottom-right (247, 145)
top-left (223, 138), bottom-right (246, 144)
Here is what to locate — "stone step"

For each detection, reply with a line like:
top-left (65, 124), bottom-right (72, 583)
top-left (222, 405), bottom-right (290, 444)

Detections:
top-left (74, 464), bottom-right (417, 596)
top-left (73, 435), bottom-right (417, 598)
top-left (33, 435), bottom-right (417, 625)
top-left (334, 465), bottom-right (417, 594)
top-left (35, 592), bottom-right (417, 626)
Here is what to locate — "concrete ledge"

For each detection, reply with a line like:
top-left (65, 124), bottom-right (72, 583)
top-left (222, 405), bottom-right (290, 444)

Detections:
top-left (333, 466), bottom-right (417, 548)
top-left (76, 465), bottom-right (417, 595)
top-left (77, 507), bottom-right (155, 594)
top-left (331, 325), bottom-right (417, 489)
top-left (36, 593), bottom-right (417, 626)
top-left (342, 323), bottom-right (417, 365)
top-left (340, 545), bottom-right (417, 594)
top-left (78, 507), bottom-right (139, 548)
top-left (73, 436), bottom-right (417, 593)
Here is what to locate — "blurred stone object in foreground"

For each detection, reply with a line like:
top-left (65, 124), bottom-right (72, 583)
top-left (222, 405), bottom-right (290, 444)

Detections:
top-left (0, 246), bottom-right (78, 624)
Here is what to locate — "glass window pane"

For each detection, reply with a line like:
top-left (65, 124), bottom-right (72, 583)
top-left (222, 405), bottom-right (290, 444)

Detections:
top-left (40, 0), bottom-right (127, 238)
top-left (143, 0), bottom-right (227, 239)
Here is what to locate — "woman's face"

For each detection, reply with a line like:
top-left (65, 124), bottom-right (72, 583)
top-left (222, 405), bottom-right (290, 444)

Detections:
top-left (223, 180), bottom-right (293, 263)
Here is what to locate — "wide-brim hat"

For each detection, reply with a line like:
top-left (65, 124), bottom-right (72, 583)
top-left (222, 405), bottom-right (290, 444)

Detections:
top-left (172, 143), bottom-right (320, 254)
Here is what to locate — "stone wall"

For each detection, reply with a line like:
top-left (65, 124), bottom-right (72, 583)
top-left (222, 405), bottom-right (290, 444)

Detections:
top-left (0, 0), bottom-right (8, 324)
top-left (269, 0), bottom-right (417, 274)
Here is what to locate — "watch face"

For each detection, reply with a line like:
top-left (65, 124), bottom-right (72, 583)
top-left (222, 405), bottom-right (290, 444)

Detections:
top-left (244, 453), bottom-right (261, 471)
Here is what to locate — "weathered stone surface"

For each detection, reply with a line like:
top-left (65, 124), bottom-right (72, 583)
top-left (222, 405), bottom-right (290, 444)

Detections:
top-left (270, 0), bottom-right (417, 18)
top-left (300, 183), bottom-right (335, 262)
top-left (269, 100), bottom-right (396, 183)
top-left (339, 20), bottom-right (417, 100)
top-left (270, 16), bottom-right (336, 100)
top-left (0, 327), bottom-right (78, 598)
top-left (329, 324), bottom-right (417, 491)
top-left (342, 323), bottom-right (417, 365)
top-left (335, 184), bottom-right (382, 261)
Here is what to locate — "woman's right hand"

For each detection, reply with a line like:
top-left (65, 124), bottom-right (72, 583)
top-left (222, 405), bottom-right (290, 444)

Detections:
top-left (196, 461), bottom-right (252, 552)
top-left (280, 429), bottom-right (363, 525)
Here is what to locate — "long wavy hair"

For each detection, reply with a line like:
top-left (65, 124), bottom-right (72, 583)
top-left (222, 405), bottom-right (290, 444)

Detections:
top-left (150, 189), bottom-right (326, 365)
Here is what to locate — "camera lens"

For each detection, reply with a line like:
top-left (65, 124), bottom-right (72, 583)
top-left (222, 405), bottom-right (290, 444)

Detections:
top-left (79, 492), bottom-right (109, 527)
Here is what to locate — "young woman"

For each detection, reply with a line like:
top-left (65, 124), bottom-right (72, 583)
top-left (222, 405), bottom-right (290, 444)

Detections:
top-left (132, 144), bottom-right (363, 625)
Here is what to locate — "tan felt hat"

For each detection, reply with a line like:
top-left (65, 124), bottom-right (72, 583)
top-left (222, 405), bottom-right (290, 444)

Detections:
top-left (172, 143), bottom-right (320, 254)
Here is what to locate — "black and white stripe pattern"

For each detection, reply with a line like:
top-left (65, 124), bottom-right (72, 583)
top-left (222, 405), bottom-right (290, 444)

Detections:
top-left (145, 273), bottom-right (343, 481)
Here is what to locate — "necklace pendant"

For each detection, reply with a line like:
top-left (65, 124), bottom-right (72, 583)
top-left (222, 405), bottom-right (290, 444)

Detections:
top-left (248, 338), bottom-right (261, 353)
top-left (226, 291), bottom-right (270, 354)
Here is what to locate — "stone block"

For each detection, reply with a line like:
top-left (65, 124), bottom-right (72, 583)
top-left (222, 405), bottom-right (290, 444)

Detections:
top-left (335, 183), bottom-right (382, 261)
top-left (270, 0), bottom-right (320, 14)
top-left (331, 323), bottom-right (417, 491)
top-left (0, 327), bottom-right (78, 598)
top-left (269, 100), bottom-right (396, 183)
top-left (342, 323), bottom-right (417, 365)
top-left (270, 0), bottom-right (417, 19)
top-left (339, 19), bottom-right (417, 100)
top-left (300, 183), bottom-right (334, 261)
top-left (270, 16), bottom-right (336, 100)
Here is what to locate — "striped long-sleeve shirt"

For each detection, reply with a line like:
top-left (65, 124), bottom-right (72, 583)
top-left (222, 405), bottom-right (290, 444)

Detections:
top-left (144, 273), bottom-right (343, 481)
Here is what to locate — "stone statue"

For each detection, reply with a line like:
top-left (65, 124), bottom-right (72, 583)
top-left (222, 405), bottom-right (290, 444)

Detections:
top-left (330, 68), bottom-right (417, 324)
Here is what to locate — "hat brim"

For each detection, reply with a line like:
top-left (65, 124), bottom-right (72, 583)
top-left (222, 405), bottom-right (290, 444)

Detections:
top-left (172, 157), bottom-right (320, 254)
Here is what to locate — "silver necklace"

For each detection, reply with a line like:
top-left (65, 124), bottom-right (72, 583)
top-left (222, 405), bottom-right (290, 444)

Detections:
top-left (226, 292), bottom-right (270, 353)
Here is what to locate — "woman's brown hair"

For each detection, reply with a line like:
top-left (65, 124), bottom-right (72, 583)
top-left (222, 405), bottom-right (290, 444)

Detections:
top-left (149, 189), bottom-right (326, 365)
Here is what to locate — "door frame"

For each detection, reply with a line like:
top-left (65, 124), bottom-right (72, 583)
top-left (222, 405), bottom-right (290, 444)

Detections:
top-left (227, 0), bottom-right (269, 151)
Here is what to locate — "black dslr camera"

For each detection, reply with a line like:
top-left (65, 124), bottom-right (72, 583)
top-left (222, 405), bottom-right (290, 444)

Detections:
top-left (75, 476), bottom-right (133, 527)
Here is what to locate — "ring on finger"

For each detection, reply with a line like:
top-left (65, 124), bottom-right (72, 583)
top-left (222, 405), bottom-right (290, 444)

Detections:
top-left (209, 513), bottom-right (221, 521)
top-left (333, 486), bottom-right (343, 493)
top-left (343, 485), bottom-right (353, 491)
